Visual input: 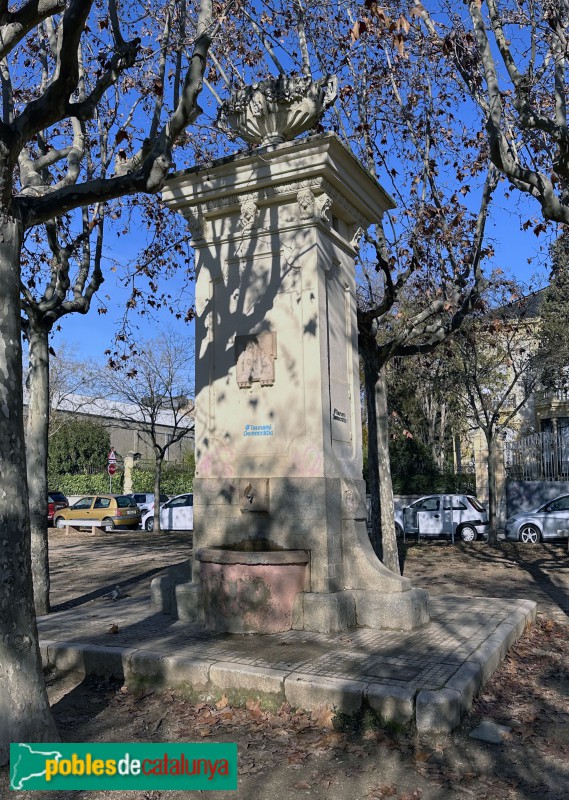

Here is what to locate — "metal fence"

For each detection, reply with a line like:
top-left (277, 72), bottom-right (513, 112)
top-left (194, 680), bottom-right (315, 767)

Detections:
top-left (505, 430), bottom-right (569, 481)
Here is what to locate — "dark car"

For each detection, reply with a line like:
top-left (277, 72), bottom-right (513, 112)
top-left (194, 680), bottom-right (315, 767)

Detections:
top-left (128, 493), bottom-right (169, 514)
top-left (48, 491), bottom-right (68, 524)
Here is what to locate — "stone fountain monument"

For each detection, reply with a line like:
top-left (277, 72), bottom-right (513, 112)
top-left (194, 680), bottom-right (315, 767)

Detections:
top-left (160, 75), bottom-right (429, 634)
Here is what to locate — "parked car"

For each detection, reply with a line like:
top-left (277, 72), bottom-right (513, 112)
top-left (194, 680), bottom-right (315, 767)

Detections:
top-left (128, 493), bottom-right (169, 514)
top-left (53, 494), bottom-right (141, 530)
top-left (505, 494), bottom-right (569, 543)
top-left (48, 491), bottom-right (68, 523)
top-left (394, 494), bottom-right (490, 542)
top-left (142, 492), bottom-right (193, 531)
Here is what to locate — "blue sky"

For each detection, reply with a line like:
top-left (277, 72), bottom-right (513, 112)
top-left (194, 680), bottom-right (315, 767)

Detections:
top-left (44, 2), bottom-right (558, 366)
top-left (50, 161), bottom-right (553, 368)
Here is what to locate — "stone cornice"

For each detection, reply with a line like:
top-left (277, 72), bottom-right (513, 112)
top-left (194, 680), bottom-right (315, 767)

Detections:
top-left (163, 133), bottom-right (395, 226)
top-left (181, 176), bottom-right (368, 233)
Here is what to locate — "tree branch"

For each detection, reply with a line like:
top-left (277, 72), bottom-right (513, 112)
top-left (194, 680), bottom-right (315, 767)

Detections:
top-left (19, 0), bottom-right (219, 226)
top-left (13, 0), bottom-right (92, 147)
top-left (0, 0), bottom-right (66, 61)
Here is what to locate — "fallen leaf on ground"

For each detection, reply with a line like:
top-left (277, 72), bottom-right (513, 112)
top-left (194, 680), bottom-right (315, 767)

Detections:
top-left (311, 707), bottom-right (336, 728)
top-left (315, 731), bottom-right (345, 748)
top-left (365, 784), bottom-right (397, 798)
top-left (245, 698), bottom-right (263, 718)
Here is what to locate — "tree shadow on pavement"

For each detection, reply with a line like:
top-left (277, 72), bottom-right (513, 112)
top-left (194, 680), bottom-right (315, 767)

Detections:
top-left (401, 540), bottom-right (569, 622)
top-left (50, 563), bottom-right (185, 612)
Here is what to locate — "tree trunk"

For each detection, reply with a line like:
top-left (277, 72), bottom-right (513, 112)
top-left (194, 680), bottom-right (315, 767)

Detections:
top-left (438, 401), bottom-right (447, 471)
top-left (26, 321), bottom-right (51, 615)
top-left (363, 358), bottom-right (381, 556)
top-left (376, 367), bottom-right (401, 574)
top-left (0, 212), bottom-right (59, 765)
top-left (487, 432), bottom-right (499, 545)
top-left (454, 432), bottom-right (462, 474)
top-left (425, 393), bottom-right (438, 465)
top-left (153, 456), bottom-right (163, 533)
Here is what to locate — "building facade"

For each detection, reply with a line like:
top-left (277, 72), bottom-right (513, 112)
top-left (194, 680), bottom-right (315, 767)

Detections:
top-left (25, 391), bottom-right (195, 465)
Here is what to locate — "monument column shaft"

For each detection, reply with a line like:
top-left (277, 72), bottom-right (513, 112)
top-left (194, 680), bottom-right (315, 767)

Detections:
top-left (162, 134), bottom-right (423, 608)
top-left (193, 227), bottom-right (360, 481)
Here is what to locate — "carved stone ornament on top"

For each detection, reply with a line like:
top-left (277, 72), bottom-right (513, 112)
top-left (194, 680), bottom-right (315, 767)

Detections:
top-left (218, 74), bottom-right (338, 147)
top-left (350, 226), bottom-right (365, 250)
top-left (186, 209), bottom-right (205, 242)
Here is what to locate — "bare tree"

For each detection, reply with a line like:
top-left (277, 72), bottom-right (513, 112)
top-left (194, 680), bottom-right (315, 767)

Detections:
top-left (46, 343), bottom-right (100, 435)
top-left (307, 3), bottom-right (500, 572)
top-left (416, 0), bottom-right (569, 225)
top-left (0, 0), bottom-right (218, 763)
top-left (97, 334), bottom-right (194, 532)
top-left (444, 286), bottom-right (541, 540)
top-left (22, 214), bottom-right (105, 614)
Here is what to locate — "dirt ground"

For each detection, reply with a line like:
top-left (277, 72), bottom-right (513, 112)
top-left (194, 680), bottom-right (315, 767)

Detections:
top-left (2, 534), bottom-right (568, 800)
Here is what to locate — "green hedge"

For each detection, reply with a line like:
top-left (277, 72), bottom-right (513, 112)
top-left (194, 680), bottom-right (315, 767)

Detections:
top-left (48, 417), bottom-right (111, 476)
top-left (362, 435), bottom-right (476, 496)
top-left (53, 472), bottom-right (123, 495)
top-left (53, 466), bottom-right (194, 497)
top-left (130, 466), bottom-right (193, 496)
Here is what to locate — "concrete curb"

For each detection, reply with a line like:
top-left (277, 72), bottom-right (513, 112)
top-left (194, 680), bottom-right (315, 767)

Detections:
top-left (284, 674), bottom-right (365, 715)
top-left (366, 683), bottom-right (415, 726)
top-left (416, 688), bottom-right (462, 732)
top-left (46, 641), bottom-right (136, 678)
top-left (210, 663), bottom-right (289, 697)
top-left (40, 598), bottom-right (538, 733)
top-left (446, 661), bottom-right (482, 714)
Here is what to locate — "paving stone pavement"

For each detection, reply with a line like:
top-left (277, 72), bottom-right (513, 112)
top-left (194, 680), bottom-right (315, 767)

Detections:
top-left (37, 588), bottom-right (536, 733)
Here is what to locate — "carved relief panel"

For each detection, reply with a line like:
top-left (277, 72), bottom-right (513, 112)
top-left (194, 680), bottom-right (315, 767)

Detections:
top-left (235, 332), bottom-right (277, 388)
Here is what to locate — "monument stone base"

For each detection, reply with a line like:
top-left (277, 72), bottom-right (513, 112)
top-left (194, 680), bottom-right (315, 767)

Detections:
top-left (352, 588), bottom-right (430, 631)
top-left (153, 581), bottom-right (430, 634)
top-left (292, 591), bottom-right (357, 633)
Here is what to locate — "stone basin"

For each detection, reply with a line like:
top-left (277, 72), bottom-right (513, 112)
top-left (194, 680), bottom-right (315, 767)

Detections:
top-left (195, 547), bottom-right (310, 634)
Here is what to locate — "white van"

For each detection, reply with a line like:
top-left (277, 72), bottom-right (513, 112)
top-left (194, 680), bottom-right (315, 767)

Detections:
top-left (394, 494), bottom-right (490, 542)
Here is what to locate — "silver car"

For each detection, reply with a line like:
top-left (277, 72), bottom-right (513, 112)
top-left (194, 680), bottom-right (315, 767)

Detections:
top-left (395, 494), bottom-right (490, 543)
top-left (505, 494), bottom-right (569, 543)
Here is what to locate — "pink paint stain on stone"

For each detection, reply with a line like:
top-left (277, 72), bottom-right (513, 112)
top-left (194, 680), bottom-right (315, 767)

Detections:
top-left (196, 548), bottom-right (309, 633)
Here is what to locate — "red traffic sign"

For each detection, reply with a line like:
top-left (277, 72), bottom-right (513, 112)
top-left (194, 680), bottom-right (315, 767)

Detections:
top-left (107, 463), bottom-right (117, 476)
